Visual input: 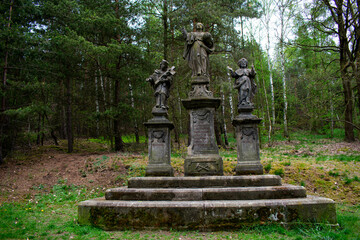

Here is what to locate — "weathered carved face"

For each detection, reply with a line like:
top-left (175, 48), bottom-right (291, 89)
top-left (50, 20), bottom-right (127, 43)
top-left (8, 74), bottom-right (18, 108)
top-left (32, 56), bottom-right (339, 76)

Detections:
top-left (160, 61), bottom-right (168, 70)
top-left (238, 58), bottom-right (248, 68)
top-left (196, 23), bottom-right (204, 32)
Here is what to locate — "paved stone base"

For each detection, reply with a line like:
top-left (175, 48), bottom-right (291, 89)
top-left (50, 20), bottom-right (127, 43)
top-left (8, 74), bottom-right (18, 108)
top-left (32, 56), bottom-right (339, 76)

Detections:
top-left (128, 175), bottom-right (282, 188)
top-left (105, 185), bottom-right (306, 201)
top-left (78, 196), bottom-right (337, 230)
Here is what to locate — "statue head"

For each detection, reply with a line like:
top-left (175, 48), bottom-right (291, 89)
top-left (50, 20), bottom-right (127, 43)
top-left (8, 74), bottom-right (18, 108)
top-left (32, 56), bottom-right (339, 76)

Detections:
top-left (237, 58), bottom-right (248, 68)
top-left (195, 22), bottom-right (204, 32)
top-left (160, 59), bottom-right (169, 71)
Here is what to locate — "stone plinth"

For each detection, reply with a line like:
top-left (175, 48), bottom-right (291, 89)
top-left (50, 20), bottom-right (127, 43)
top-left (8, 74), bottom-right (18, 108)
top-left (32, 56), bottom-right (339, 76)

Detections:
top-left (233, 109), bottom-right (263, 175)
top-left (144, 112), bottom-right (174, 176)
top-left (181, 76), bottom-right (223, 176)
top-left (182, 98), bottom-right (223, 176)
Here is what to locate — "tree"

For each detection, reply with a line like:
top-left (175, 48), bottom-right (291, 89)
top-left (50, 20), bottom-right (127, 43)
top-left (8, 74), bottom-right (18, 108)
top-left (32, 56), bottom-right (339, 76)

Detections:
top-left (310, 0), bottom-right (359, 141)
top-left (275, 0), bottom-right (298, 138)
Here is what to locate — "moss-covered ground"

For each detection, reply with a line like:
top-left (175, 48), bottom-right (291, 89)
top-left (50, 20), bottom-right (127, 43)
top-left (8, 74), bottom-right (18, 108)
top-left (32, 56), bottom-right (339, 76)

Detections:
top-left (1, 130), bottom-right (360, 239)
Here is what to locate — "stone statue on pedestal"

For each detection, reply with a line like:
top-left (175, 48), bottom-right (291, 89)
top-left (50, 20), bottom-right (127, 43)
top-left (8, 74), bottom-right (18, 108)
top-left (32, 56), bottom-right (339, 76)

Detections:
top-left (144, 60), bottom-right (176, 176)
top-left (182, 23), bottom-right (215, 78)
top-left (146, 60), bottom-right (175, 111)
top-left (181, 23), bottom-right (223, 176)
top-left (228, 58), bottom-right (257, 109)
top-left (228, 58), bottom-right (263, 175)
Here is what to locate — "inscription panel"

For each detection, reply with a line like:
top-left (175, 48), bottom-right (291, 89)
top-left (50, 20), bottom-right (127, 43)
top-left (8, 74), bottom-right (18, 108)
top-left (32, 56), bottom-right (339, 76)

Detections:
top-left (190, 109), bottom-right (217, 154)
top-left (237, 126), bottom-right (259, 161)
top-left (149, 128), bottom-right (170, 164)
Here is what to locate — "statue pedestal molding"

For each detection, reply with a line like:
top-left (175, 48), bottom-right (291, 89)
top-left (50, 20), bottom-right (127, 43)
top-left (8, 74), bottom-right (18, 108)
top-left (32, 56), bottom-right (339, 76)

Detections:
top-left (182, 77), bottom-right (223, 176)
top-left (144, 110), bottom-right (174, 176)
top-left (232, 107), bottom-right (263, 175)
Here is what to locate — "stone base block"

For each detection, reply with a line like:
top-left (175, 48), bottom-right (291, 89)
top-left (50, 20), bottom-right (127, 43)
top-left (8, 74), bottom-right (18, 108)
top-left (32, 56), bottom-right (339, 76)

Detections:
top-left (105, 185), bottom-right (306, 201)
top-left (184, 155), bottom-right (223, 176)
top-left (128, 175), bottom-right (282, 188)
top-left (145, 164), bottom-right (174, 177)
top-left (235, 162), bottom-right (264, 175)
top-left (78, 196), bottom-right (337, 231)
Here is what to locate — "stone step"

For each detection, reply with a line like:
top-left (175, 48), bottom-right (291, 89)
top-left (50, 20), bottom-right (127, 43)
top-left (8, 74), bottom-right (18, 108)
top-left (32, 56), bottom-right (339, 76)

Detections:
top-left (105, 184), bottom-right (306, 201)
top-left (78, 195), bottom-right (337, 230)
top-left (128, 175), bottom-right (282, 188)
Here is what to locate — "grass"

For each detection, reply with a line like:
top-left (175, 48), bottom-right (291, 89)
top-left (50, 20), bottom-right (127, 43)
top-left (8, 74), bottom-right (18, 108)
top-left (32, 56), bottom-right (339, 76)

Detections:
top-left (1, 194), bottom-right (359, 239)
top-left (1, 129), bottom-right (360, 239)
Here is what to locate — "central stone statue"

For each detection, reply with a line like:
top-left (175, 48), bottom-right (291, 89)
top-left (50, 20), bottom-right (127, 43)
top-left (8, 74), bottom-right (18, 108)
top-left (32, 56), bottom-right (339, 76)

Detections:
top-left (181, 23), bottom-right (223, 176)
top-left (182, 23), bottom-right (215, 78)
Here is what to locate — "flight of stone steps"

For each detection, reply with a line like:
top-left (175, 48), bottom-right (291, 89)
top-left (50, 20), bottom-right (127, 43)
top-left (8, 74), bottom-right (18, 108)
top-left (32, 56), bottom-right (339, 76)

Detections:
top-left (78, 175), bottom-right (337, 230)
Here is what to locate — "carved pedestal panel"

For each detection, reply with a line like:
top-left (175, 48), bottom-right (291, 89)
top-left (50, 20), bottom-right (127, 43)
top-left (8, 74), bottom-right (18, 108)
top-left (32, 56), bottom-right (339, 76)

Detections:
top-left (182, 92), bottom-right (223, 176)
top-left (144, 117), bottom-right (174, 176)
top-left (232, 112), bottom-right (263, 175)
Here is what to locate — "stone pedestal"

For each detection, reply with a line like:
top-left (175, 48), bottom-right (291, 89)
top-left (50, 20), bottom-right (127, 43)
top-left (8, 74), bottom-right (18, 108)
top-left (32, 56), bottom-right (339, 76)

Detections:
top-left (182, 76), bottom-right (223, 176)
top-left (232, 107), bottom-right (263, 175)
top-left (144, 109), bottom-right (174, 176)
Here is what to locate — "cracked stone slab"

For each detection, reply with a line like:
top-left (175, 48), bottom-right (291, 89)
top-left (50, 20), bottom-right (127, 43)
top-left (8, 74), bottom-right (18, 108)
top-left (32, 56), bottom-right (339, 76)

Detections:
top-left (127, 175), bottom-right (282, 188)
top-left (105, 184), bottom-right (306, 201)
top-left (78, 195), bottom-right (337, 230)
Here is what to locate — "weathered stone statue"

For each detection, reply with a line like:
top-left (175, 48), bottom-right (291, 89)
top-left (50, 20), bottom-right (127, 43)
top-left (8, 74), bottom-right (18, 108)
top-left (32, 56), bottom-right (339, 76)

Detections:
top-left (146, 60), bottom-right (175, 111)
top-left (181, 23), bottom-right (223, 176)
top-left (182, 23), bottom-right (215, 77)
top-left (228, 58), bottom-right (257, 108)
top-left (144, 60), bottom-right (176, 176)
top-left (228, 58), bottom-right (263, 175)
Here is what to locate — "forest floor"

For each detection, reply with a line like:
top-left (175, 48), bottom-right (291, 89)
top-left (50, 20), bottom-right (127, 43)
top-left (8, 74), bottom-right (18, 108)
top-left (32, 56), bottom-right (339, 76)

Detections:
top-left (1, 134), bottom-right (359, 204)
top-left (0, 132), bottom-right (360, 239)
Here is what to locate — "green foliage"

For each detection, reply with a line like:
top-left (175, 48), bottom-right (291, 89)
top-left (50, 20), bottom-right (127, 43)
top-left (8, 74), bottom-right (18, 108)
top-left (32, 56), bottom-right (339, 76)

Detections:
top-left (274, 168), bottom-right (285, 177)
top-left (316, 155), bottom-right (360, 162)
top-left (264, 162), bottom-right (272, 172)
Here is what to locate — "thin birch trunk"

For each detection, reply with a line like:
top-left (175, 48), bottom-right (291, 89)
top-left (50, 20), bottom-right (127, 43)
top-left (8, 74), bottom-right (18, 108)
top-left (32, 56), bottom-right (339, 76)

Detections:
top-left (128, 78), bottom-right (139, 143)
top-left (278, 0), bottom-right (289, 138)
top-left (221, 85), bottom-right (229, 146)
top-left (95, 75), bottom-right (100, 136)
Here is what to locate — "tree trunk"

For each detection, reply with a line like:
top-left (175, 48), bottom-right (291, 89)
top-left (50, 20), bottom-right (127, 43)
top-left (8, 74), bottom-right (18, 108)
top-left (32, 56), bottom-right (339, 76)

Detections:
top-left (162, 0), bottom-right (168, 60)
top-left (220, 86), bottom-right (229, 146)
top-left (128, 78), bottom-right (139, 143)
top-left (66, 75), bottom-right (73, 153)
top-left (214, 114), bottom-right (225, 148)
top-left (95, 75), bottom-right (100, 136)
top-left (113, 76), bottom-right (124, 151)
top-left (261, 75), bottom-right (272, 146)
top-left (278, 0), bottom-right (289, 138)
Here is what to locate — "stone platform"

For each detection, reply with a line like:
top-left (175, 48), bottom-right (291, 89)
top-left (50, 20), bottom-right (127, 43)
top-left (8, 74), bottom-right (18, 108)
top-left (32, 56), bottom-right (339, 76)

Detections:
top-left (78, 175), bottom-right (337, 230)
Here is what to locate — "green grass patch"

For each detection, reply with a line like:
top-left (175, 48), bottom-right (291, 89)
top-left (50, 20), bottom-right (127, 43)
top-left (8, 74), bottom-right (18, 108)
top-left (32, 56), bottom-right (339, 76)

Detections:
top-left (316, 154), bottom-right (360, 162)
top-left (1, 196), bottom-right (359, 239)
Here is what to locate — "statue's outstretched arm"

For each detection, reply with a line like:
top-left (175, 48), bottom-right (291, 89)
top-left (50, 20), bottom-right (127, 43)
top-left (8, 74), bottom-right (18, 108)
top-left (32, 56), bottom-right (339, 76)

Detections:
top-left (250, 64), bottom-right (256, 76)
top-left (181, 27), bottom-right (188, 39)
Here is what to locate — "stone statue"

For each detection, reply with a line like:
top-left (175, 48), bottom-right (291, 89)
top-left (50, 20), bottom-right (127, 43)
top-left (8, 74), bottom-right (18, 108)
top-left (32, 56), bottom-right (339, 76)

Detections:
top-left (227, 58), bottom-right (257, 107)
top-left (182, 23), bottom-right (215, 78)
top-left (146, 60), bottom-right (176, 110)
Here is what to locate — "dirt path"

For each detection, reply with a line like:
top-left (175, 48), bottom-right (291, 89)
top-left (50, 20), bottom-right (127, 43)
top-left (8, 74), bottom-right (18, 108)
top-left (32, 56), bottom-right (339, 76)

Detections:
top-left (0, 149), bottom-right (128, 202)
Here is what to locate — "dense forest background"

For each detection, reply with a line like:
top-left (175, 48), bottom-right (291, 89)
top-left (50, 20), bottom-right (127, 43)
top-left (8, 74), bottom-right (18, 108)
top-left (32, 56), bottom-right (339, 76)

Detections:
top-left (1, 0), bottom-right (359, 162)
